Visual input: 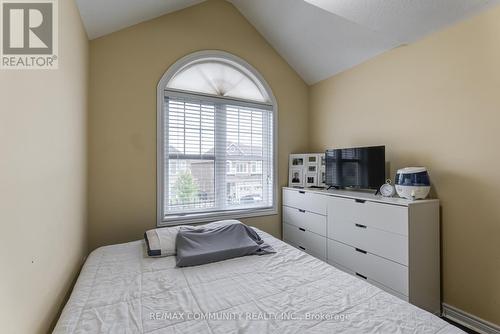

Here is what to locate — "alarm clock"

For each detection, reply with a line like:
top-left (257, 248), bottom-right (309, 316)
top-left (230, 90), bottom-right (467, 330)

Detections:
top-left (379, 179), bottom-right (395, 197)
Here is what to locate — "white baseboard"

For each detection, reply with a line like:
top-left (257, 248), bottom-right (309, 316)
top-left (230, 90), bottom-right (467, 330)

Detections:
top-left (442, 303), bottom-right (500, 334)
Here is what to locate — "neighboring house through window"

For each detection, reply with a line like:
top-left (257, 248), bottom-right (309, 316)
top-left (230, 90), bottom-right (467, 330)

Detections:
top-left (157, 51), bottom-right (277, 225)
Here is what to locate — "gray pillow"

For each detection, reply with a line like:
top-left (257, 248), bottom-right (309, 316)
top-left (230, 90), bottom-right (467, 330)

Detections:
top-left (175, 223), bottom-right (275, 267)
top-left (143, 220), bottom-right (242, 257)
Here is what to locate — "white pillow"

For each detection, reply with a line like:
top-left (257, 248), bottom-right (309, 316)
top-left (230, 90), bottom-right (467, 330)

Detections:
top-left (144, 220), bottom-right (241, 257)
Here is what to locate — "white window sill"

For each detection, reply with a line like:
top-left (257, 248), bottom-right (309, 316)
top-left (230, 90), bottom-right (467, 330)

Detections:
top-left (157, 207), bottom-right (278, 227)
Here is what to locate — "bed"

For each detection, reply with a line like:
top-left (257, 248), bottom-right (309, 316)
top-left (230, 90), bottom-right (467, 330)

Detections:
top-left (54, 228), bottom-right (463, 333)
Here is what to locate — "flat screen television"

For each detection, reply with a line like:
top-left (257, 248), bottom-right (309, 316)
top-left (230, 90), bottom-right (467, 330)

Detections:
top-left (325, 146), bottom-right (385, 190)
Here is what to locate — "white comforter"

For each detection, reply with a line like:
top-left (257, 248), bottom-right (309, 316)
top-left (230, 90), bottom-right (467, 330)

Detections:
top-left (54, 229), bottom-right (463, 333)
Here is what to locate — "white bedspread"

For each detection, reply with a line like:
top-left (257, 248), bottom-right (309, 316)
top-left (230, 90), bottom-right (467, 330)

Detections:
top-left (54, 229), bottom-right (463, 333)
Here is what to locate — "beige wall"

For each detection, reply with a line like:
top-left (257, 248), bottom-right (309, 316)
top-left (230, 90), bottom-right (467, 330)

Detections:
top-left (87, 0), bottom-right (309, 251)
top-left (0, 0), bottom-right (88, 333)
top-left (309, 6), bottom-right (500, 324)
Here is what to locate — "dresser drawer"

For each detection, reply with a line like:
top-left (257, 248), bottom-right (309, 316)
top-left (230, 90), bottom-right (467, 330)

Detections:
top-left (283, 205), bottom-right (326, 236)
top-left (328, 261), bottom-right (409, 302)
top-left (329, 217), bottom-right (408, 265)
top-left (283, 189), bottom-right (327, 215)
top-left (327, 196), bottom-right (408, 236)
top-left (283, 223), bottom-right (327, 259)
top-left (288, 243), bottom-right (326, 262)
top-left (328, 239), bottom-right (408, 296)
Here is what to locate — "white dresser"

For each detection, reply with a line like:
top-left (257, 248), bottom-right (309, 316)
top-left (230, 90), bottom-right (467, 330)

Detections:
top-left (282, 187), bottom-right (441, 315)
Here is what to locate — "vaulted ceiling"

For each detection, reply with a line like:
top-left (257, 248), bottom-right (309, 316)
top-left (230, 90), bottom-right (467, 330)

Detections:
top-left (76, 0), bottom-right (205, 40)
top-left (75, 0), bottom-right (500, 84)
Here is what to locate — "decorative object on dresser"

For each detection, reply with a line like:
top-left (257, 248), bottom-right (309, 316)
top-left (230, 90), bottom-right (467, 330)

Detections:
top-left (282, 187), bottom-right (441, 315)
top-left (290, 168), bottom-right (303, 187)
top-left (379, 179), bottom-right (396, 197)
top-left (395, 167), bottom-right (431, 200)
top-left (289, 153), bottom-right (325, 188)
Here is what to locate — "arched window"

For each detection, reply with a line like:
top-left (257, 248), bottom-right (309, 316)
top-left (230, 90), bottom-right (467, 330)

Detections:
top-left (157, 51), bottom-right (277, 225)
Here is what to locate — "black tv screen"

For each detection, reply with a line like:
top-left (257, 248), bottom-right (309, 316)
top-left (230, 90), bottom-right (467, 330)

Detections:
top-left (325, 146), bottom-right (385, 190)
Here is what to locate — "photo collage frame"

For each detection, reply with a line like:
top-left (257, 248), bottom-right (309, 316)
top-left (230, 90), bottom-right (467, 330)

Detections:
top-left (289, 153), bottom-right (326, 188)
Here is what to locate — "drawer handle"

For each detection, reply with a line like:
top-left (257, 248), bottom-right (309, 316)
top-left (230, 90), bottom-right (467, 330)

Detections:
top-left (355, 248), bottom-right (367, 254)
top-left (298, 227), bottom-right (306, 232)
top-left (355, 199), bottom-right (366, 203)
top-left (298, 246), bottom-right (306, 250)
top-left (355, 223), bottom-right (367, 229)
top-left (298, 191), bottom-right (306, 194)
top-left (356, 272), bottom-right (367, 280)
top-left (298, 209), bottom-right (306, 213)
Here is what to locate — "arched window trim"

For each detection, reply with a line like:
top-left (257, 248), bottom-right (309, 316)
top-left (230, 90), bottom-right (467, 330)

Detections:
top-left (157, 50), bottom-right (278, 226)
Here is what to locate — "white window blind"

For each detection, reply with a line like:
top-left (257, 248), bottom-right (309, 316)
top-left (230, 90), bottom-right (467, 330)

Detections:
top-left (162, 93), bottom-right (274, 221)
top-left (167, 61), bottom-right (268, 102)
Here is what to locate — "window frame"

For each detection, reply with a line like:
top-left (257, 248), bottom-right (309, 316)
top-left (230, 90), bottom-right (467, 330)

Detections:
top-left (157, 50), bottom-right (278, 226)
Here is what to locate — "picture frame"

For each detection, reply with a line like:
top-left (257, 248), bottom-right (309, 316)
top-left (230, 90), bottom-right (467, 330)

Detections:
top-left (306, 173), bottom-right (316, 186)
top-left (319, 167), bottom-right (326, 187)
top-left (290, 154), bottom-right (305, 167)
top-left (289, 153), bottom-right (325, 188)
top-left (289, 167), bottom-right (304, 187)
